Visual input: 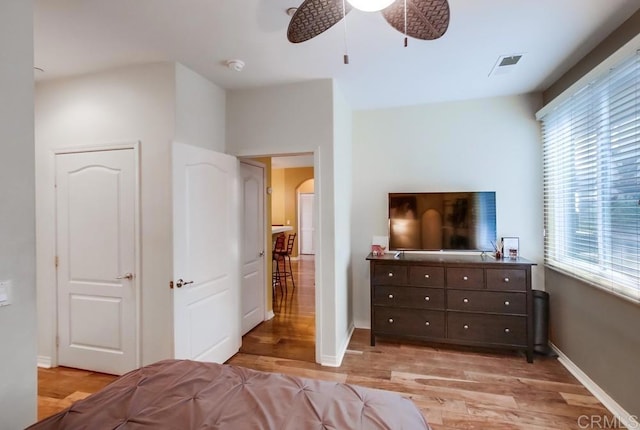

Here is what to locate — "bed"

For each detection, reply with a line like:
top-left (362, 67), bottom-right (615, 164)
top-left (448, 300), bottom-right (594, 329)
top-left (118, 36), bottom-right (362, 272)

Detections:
top-left (29, 359), bottom-right (430, 429)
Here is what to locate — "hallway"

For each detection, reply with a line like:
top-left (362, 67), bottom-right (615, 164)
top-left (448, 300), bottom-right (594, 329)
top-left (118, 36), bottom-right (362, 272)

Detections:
top-left (239, 255), bottom-right (316, 362)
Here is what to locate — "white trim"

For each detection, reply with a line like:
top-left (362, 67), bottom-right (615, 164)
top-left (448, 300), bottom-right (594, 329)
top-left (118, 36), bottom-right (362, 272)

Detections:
top-left (354, 319), bottom-right (371, 329)
top-left (313, 148), bottom-right (322, 365)
top-left (265, 310), bottom-right (275, 320)
top-left (320, 323), bottom-right (354, 367)
top-left (537, 34), bottom-right (640, 119)
top-left (37, 356), bottom-right (52, 368)
top-left (550, 343), bottom-right (637, 429)
top-left (231, 148), bottom-right (323, 365)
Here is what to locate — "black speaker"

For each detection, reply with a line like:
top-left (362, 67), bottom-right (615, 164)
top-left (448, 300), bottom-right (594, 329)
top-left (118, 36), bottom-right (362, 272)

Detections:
top-left (533, 290), bottom-right (554, 356)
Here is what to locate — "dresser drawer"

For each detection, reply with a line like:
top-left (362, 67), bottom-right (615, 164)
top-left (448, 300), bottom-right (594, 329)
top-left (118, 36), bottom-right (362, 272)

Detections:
top-left (486, 269), bottom-right (527, 291)
top-left (447, 290), bottom-right (526, 314)
top-left (446, 267), bottom-right (484, 289)
top-left (374, 307), bottom-right (445, 338)
top-left (447, 313), bottom-right (527, 346)
top-left (408, 266), bottom-right (445, 287)
top-left (372, 264), bottom-right (408, 285)
top-left (373, 286), bottom-right (444, 309)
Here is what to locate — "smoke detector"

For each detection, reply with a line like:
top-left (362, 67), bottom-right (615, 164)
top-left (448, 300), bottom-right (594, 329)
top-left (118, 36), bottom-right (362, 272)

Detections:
top-left (226, 59), bottom-right (245, 72)
top-left (489, 53), bottom-right (524, 77)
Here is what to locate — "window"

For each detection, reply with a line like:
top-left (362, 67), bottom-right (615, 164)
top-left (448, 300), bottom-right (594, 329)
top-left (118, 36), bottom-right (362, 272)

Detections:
top-left (540, 51), bottom-right (640, 302)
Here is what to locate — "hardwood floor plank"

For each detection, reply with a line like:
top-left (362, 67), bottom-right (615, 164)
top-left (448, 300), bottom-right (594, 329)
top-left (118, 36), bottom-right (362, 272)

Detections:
top-left (38, 255), bottom-right (617, 430)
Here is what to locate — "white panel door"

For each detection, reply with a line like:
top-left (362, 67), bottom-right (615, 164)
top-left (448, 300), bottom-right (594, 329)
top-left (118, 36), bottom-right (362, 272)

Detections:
top-left (56, 148), bottom-right (138, 375)
top-left (240, 162), bottom-right (265, 335)
top-left (173, 142), bottom-right (240, 363)
top-left (299, 193), bottom-right (315, 255)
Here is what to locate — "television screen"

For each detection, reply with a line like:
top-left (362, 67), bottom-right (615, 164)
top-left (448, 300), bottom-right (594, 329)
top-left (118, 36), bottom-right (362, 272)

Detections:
top-left (388, 192), bottom-right (496, 251)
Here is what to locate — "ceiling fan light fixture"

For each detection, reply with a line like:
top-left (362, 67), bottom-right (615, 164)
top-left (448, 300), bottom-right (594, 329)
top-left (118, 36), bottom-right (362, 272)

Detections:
top-left (346, 0), bottom-right (394, 12)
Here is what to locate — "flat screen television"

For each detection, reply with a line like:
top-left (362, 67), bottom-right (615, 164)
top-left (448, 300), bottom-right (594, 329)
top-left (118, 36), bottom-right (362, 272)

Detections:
top-left (388, 191), bottom-right (497, 252)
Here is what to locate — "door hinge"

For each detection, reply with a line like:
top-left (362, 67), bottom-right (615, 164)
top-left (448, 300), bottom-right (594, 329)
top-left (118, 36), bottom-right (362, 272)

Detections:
top-left (56, 336), bottom-right (59, 347)
top-left (169, 281), bottom-right (174, 289)
top-left (55, 256), bottom-right (59, 268)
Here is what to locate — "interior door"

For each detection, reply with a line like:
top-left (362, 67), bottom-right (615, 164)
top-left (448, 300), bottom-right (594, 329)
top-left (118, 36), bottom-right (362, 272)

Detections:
top-left (172, 142), bottom-right (241, 363)
top-left (240, 162), bottom-right (265, 335)
top-left (56, 148), bottom-right (138, 375)
top-left (299, 193), bottom-right (315, 255)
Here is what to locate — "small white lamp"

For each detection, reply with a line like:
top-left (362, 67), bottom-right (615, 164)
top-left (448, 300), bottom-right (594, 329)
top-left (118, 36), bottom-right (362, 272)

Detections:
top-left (346, 0), bottom-right (395, 12)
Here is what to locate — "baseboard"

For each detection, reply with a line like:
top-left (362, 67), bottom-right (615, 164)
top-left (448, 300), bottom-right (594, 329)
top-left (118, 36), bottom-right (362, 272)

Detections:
top-left (265, 310), bottom-right (275, 320)
top-left (320, 323), bottom-right (355, 367)
top-left (37, 355), bottom-right (52, 368)
top-left (354, 319), bottom-right (371, 330)
top-left (550, 343), bottom-right (638, 429)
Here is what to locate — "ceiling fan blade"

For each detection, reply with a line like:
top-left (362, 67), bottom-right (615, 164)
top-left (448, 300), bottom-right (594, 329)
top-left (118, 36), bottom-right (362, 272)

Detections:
top-left (287, 0), bottom-right (353, 43)
top-left (382, 0), bottom-right (450, 40)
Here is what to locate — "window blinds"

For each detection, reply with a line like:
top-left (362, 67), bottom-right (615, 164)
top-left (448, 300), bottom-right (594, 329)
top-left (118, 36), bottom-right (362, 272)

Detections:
top-left (540, 51), bottom-right (640, 301)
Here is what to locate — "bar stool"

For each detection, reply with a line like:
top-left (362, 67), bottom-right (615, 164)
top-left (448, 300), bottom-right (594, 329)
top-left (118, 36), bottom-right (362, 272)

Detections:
top-left (274, 233), bottom-right (296, 292)
top-left (272, 233), bottom-right (286, 298)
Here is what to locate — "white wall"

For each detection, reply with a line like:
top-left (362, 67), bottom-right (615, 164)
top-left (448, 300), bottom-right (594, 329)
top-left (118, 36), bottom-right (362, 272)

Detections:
top-left (351, 94), bottom-right (544, 328)
top-left (36, 63), bottom-right (177, 367)
top-left (35, 62), bottom-right (228, 368)
top-left (0, 0), bottom-right (37, 427)
top-left (175, 63), bottom-right (226, 152)
top-left (332, 82), bottom-right (354, 361)
top-left (226, 80), bottom-right (351, 365)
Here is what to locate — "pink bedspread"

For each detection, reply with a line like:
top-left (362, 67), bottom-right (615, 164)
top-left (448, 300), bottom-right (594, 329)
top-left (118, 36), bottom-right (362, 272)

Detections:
top-left (29, 359), bottom-right (430, 429)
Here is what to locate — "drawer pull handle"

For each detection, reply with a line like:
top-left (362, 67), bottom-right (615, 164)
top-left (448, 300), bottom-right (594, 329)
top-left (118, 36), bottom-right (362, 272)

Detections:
top-left (504, 328), bottom-right (511, 333)
top-left (463, 276), bottom-right (468, 281)
top-left (388, 294), bottom-right (394, 299)
top-left (463, 298), bottom-right (469, 303)
top-left (388, 318), bottom-right (394, 324)
top-left (504, 277), bottom-right (510, 283)
top-left (424, 274), bottom-right (430, 279)
top-left (504, 301), bottom-right (510, 306)
top-left (388, 272), bottom-right (394, 277)
top-left (424, 296), bottom-right (430, 301)
top-left (463, 324), bottom-right (469, 330)
top-left (425, 321), bottom-right (430, 326)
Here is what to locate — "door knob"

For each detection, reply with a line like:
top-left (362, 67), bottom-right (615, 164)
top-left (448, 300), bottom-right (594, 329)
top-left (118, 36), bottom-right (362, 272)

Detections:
top-left (176, 279), bottom-right (194, 288)
top-left (116, 273), bottom-right (134, 280)
top-left (259, 251), bottom-right (265, 257)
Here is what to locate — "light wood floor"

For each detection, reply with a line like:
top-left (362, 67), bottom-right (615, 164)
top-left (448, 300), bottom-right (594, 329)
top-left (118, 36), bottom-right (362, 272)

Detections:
top-left (38, 255), bottom-right (618, 429)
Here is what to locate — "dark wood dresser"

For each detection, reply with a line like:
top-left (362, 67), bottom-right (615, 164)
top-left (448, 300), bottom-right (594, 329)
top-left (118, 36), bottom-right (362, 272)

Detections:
top-left (367, 253), bottom-right (536, 362)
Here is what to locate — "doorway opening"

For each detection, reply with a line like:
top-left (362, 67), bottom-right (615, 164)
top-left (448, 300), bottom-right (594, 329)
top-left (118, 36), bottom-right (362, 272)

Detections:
top-left (239, 154), bottom-right (316, 363)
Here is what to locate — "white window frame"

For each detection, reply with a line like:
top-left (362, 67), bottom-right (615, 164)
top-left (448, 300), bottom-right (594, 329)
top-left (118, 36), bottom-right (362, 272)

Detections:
top-left (539, 50), bottom-right (640, 303)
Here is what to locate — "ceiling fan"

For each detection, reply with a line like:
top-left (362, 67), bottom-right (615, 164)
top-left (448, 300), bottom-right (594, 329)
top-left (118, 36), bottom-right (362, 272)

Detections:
top-left (287, 0), bottom-right (450, 45)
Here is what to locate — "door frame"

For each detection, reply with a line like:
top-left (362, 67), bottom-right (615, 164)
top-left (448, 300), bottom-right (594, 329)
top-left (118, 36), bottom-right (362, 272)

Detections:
top-left (48, 142), bottom-right (141, 369)
top-left (237, 150), bottom-right (321, 364)
top-left (238, 159), bottom-right (269, 322)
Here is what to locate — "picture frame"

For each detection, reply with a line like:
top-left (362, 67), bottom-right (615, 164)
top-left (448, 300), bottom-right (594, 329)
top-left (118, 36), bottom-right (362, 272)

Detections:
top-left (371, 235), bottom-right (389, 256)
top-left (371, 244), bottom-right (386, 256)
top-left (502, 237), bottom-right (519, 259)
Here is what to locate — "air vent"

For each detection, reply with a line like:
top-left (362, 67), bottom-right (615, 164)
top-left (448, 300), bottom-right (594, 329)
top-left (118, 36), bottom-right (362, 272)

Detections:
top-left (489, 53), bottom-right (524, 77)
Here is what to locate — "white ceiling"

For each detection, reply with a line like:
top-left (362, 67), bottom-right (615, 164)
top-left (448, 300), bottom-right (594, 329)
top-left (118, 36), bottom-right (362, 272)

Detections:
top-left (34, 0), bottom-right (640, 110)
